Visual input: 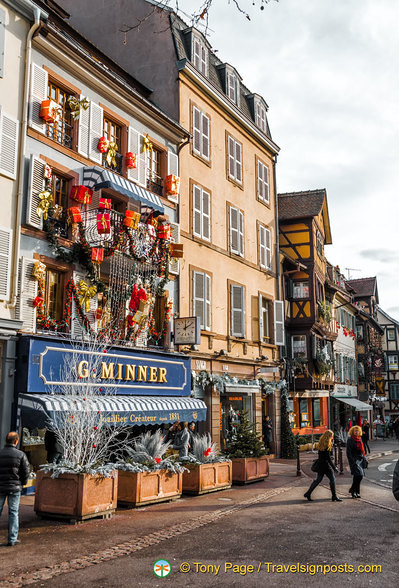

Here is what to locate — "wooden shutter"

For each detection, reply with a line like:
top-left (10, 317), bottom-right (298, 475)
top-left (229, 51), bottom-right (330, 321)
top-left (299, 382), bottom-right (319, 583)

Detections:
top-left (26, 155), bottom-right (45, 229)
top-left (78, 94), bottom-right (90, 157)
top-left (128, 127), bottom-right (146, 186)
top-left (202, 189), bottom-right (210, 241)
top-left (259, 225), bottom-right (266, 268)
top-left (16, 257), bottom-right (37, 332)
top-left (89, 102), bottom-right (103, 164)
top-left (193, 271), bottom-right (205, 329)
top-left (0, 226), bottom-right (12, 299)
top-left (265, 227), bottom-right (271, 269)
top-left (29, 63), bottom-right (48, 133)
top-left (193, 184), bottom-right (202, 237)
top-left (231, 284), bottom-right (244, 337)
top-left (201, 113), bottom-right (209, 159)
top-left (167, 151), bottom-right (179, 203)
top-left (230, 206), bottom-right (239, 254)
top-left (228, 136), bottom-right (235, 178)
top-left (0, 109), bottom-right (18, 179)
top-left (273, 300), bottom-right (285, 346)
top-left (169, 222), bottom-right (180, 275)
top-left (193, 106), bottom-right (201, 155)
top-left (235, 141), bottom-right (242, 183)
top-left (238, 210), bottom-right (244, 256)
top-left (205, 273), bottom-right (211, 330)
top-left (71, 271), bottom-right (86, 339)
top-left (258, 293), bottom-right (263, 342)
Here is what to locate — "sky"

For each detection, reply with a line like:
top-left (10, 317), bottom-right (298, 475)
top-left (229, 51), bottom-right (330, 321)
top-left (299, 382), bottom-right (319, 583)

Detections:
top-left (178, 0), bottom-right (399, 320)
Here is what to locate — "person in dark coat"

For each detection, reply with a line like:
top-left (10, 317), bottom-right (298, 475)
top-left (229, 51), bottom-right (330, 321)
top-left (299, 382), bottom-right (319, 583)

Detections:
top-left (44, 429), bottom-right (63, 464)
top-left (188, 423), bottom-right (196, 451)
top-left (173, 422), bottom-right (190, 458)
top-left (304, 430), bottom-right (342, 502)
top-left (393, 459), bottom-right (399, 501)
top-left (361, 420), bottom-right (370, 454)
top-left (0, 432), bottom-right (30, 546)
top-left (165, 422), bottom-right (179, 444)
top-left (346, 425), bottom-right (367, 498)
top-left (263, 416), bottom-right (273, 451)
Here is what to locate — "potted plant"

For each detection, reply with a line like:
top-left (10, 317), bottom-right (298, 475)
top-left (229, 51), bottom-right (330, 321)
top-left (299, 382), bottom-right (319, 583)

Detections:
top-left (116, 430), bottom-right (187, 507)
top-left (180, 434), bottom-right (232, 495)
top-left (224, 411), bottom-right (269, 484)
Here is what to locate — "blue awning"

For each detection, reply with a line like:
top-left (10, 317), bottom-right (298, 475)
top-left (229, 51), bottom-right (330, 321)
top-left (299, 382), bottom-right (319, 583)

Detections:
top-left (82, 166), bottom-right (164, 213)
top-left (19, 393), bottom-right (206, 428)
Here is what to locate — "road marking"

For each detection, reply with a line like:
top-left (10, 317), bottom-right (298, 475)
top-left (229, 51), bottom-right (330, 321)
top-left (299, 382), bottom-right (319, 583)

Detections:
top-left (378, 463), bottom-right (392, 471)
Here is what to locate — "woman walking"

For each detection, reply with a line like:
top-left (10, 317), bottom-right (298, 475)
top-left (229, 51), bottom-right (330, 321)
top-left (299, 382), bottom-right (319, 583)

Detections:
top-left (361, 420), bottom-right (370, 454)
top-left (304, 430), bottom-right (342, 502)
top-left (347, 425), bottom-right (367, 498)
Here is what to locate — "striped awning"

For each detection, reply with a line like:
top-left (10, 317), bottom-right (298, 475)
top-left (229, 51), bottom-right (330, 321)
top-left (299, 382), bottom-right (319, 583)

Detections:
top-left (19, 393), bottom-right (206, 428)
top-left (82, 166), bottom-right (164, 212)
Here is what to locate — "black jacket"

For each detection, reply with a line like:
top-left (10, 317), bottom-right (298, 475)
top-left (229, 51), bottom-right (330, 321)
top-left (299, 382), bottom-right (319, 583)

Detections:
top-left (346, 437), bottom-right (365, 477)
top-left (0, 443), bottom-right (30, 493)
top-left (317, 449), bottom-right (337, 474)
top-left (393, 459), bottom-right (399, 501)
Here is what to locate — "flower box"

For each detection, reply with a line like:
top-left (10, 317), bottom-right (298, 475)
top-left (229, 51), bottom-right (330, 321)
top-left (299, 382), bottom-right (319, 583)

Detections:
top-left (231, 456), bottom-right (269, 485)
top-left (182, 461), bottom-right (232, 495)
top-left (117, 469), bottom-right (182, 507)
top-left (34, 471), bottom-right (118, 522)
top-left (70, 185), bottom-right (93, 205)
top-left (40, 99), bottom-right (60, 123)
top-left (97, 213), bottom-right (111, 234)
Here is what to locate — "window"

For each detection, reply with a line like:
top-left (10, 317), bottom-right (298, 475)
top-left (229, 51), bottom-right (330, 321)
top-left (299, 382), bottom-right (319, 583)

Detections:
top-left (316, 230), bottom-right (323, 258)
top-left (192, 106), bottom-right (210, 161)
top-left (192, 36), bottom-right (208, 75)
top-left (226, 71), bottom-right (239, 105)
top-left (312, 399), bottom-right (321, 427)
top-left (389, 382), bottom-right (399, 400)
top-left (315, 278), bottom-right (323, 303)
top-left (46, 82), bottom-right (74, 148)
top-left (356, 324), bottom-right (364, 339)
top-left (48, 172), bottom-right (70, 238)
top-left (388, 355), bottom-right (398, 371)
top-left (103, 116), bottom-right (123, 174)
top-left (259, 296), bottom-right (270, 341)
top-left (387, 328), bottom-right (396, 341)
top-left (229, 206), bottom-right (244, 256)
top-left (193, 271), bottom-right (211, 331)
top-left (146, 146), bottom-right (163, 196)
top-left (45, 268), bottom-right (64, 323)
top-left (255, 101), bottom-right (267, 133)
top-left (230, 284), bottom-right (245, 337)
top-left (293, 281), bottom-right (309, 299)
top-left (227, 135), bottom-right (242, 184)
top-left (259, 225), bottom-right (272, 270)
top-left (292, 335), bottom-right (307, 359)
top-left (257, 160), bottom-right (269, 204)
top-left (193, 184), bottom-right (211, 241)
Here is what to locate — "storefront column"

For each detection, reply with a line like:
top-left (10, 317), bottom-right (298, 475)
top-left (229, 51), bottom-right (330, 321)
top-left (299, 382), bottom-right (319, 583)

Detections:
top-left (0, 336), bottom-right (19, 445)
top-left (273, 387), bottom-right (282, 457)
top-left (210, 384), bottom-right (221, 447)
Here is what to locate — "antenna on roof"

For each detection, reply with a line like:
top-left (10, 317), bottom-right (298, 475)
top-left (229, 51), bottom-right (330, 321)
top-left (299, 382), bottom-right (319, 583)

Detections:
top-left (345, 268), bottom-right (361, 280)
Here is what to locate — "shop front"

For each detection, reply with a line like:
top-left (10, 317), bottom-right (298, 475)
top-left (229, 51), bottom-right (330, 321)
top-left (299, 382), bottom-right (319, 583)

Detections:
top-left (289, 390), bottom-right (329, 436)
top-left (330, 385), bottom-right (372, 442)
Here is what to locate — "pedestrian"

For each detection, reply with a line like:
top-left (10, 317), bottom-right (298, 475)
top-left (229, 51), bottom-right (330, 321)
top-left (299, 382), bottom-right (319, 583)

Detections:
top-left (263, 415), bottom-right (273, 452)
top-left (0, 432), bottom-right (30, 546)
top-left (304, 430), bottom-right (342, 502)
top-left (188, 422), bottom-right (196, 451)
top-left (393, 458), bottom-right (399, 501)
top-left (165, 421), bottom-right (179, 444)
top-left (346, 425), bottom-right (367, 498)
top-left (393, 417), bottom-right (399, 442)
top-left (173, 422), bottom-right (190, 458)
top-left (361, 420), bottom-right (371, 455)
top-left (44, 429), bottom-right (63, 464)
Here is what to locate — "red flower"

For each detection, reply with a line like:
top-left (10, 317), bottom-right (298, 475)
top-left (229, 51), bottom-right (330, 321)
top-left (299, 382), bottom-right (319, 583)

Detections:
top-left (154, 457), bottom-right (161, 464)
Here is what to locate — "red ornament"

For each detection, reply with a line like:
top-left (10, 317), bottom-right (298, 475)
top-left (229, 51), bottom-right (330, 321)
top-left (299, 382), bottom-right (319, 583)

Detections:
top-left (99, 197), bottom-right (111, 210)
top-left (97, 411), bottom-right (101, 414)
top-left (91, 248), bottom-right (104, 264)
top-left (165, 174), bottom-right (180, 196)
top-left (154, 457), bottom-right (161, 464)
top-left (70, 185), bottom-right (93, 205)
top-left (92, 444), bottom-right (97, 448)
top-left (97, 136), bottom-right (109, 153)
top-left (68, 207), bottom-right (82, 223)
top-left (129, 283), bottom-right (147, 312)
top-left (123, 210), bottom-right (141, 229)
top-left (125, 152), bottom-right (137, 169)
top-left (33, 295), bottom-right (44, 308)
top-left (93, 426), bottom-right (98, 430)
top-left (157, 222), bottom-right (171, 240)
top-left (83, 397), bottom-right (86, 401)
top-left (40, 99), bottom-right (60, 123)
top-left (97, 213), bottom-right (111, 234)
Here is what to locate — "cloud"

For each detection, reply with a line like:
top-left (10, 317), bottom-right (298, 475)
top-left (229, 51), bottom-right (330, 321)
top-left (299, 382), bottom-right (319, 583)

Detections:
top-left (359, 250), bottom-right (399, 263)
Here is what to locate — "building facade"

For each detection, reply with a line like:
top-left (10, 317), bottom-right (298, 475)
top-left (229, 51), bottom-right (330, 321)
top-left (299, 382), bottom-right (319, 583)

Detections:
top-left (376, 307), bottom-right (399, 419)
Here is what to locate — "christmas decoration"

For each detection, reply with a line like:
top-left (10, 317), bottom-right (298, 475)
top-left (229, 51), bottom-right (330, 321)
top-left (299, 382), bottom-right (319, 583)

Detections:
top-left (125, 152), bottom-right (137, 169)
top-left (33, 295), bottom-right (44, 308)
top-left (157, 222), bottom-right (171, 240)
top-left (128, 283), bottom-right (147, 312)
top-left (97, 212), bottom-right (111, 234)
top-left (44, 164), bottom-right (52, 183)
top-left (70, 185), bottom-right (93, 205)
top-left (116, 430), bottom-right (187, 474)
top-left (78, 280), bottom-right (97, 312)
top-left (224, 411), bottom-right (266, 459)
top-left (51, 204), bottom-right (63, 220)
top-left (40, 99), bottom-right (61, 123)
top-left (170, 243), bottom-right (184, 258)
top-left (165, 174), bottom-right (180, 195)
top-left (36, 190), bottom-right (53, 220)
top-left (99, 197), bottom-right (111, 210)
top-left (142, 134), bottom-right (153, 153)
top-left (91, 248), bottom-right (104, 264)
top-left (32, 261), bottom-right (46, 281)
top-left (123, 210), bottom-right (141, 229)
top-left (97, 136), bottom-right (109, 153)
top-left (106, 142), bottom-right (118, 168)
top-left (67, 95), bottom-right (90, 120)
top-left (180, 433), bottom-right (228, 465)
top-left (68, 207), bottom-right (82, 224)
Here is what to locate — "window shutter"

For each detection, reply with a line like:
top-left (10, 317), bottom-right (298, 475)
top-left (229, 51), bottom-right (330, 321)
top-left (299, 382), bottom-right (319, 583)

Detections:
top-left (0, 8), bottom-right (4, 79)
top-left (230, 207), bottom-right (239, 254)
top-left (265, 227), bottom-right (271, 269)
top-left (0, 109), bottom-right (18, 179)
top-left (193, 271), bottom-right (205, 328)
top-left (0, 226), bottom-right (12, 299)
top-left (258, 293), bottom-right (263, 342)
top-left (138, 133), bottom-right (147, 186)
top-left (71, 271), bottom-right (86, 339)
top-left (202, 189), bottom-right (210, 241)
top-left (201, 113), bottom-right (209, 159)
top-left (26, 155), bottom-right (45, 229)
top-left (169, 222), bottom-right (180, 275)
top-left (29, 63), bottom-right (48, 133)
top-left (273, 300), bottom-right (285, 346)
top-left (228, 136), bottom-right (235, 178)
top-left (193, 106), bottom-right (201, 154)
top-left (78, 94), bottom-right (90, 157)
top-left (263, 164), bottom-right (269, 203)
top-left (205, 273), bottom-right (211, 330)
top-left (193, 184), bottom-right (202, 237)
top-left (238, 211), bottom-right (244, 256)
top-left (259, 226), bottom-right (266, 268)
top-left (16, 257), bottom-right (37, 332)
top-left (257, 160), bottom-right (263, 199)
top-left (88, 102), bottom-right (103, 164)
top-left (231, 284), bottom-right (244, 337)
top-left (235, 142), bottom-right (242, 183)
top-left (167, 151), bottom-right (179, 203)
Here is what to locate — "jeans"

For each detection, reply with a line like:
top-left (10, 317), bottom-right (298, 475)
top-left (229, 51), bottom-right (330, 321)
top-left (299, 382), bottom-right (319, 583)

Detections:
top-left (0, 491), bottom-right (21, 544)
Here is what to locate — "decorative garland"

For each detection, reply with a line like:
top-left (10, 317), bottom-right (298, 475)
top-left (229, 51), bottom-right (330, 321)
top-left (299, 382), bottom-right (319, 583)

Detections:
top-left (148, 299), bottom-right (173, 343)
top-left (191, 370), bottom-right (283, 395)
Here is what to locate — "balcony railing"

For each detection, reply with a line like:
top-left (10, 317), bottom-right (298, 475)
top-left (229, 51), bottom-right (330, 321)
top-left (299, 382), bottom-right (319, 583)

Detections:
top-left (46, 120), bottom-right (73, 149)
top-left (147, 171), bottom-right (163, 196)
top-left (103, 152), bottom-right (123, 175)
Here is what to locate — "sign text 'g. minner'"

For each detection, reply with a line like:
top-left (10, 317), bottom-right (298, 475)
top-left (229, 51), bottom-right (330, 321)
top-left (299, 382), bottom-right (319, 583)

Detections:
top-left (77, 361), bottom-right (168, 383)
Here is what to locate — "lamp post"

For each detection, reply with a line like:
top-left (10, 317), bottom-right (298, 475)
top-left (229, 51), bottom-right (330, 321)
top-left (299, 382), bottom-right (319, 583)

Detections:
top-left (296, 436), bottom-right (301, 476)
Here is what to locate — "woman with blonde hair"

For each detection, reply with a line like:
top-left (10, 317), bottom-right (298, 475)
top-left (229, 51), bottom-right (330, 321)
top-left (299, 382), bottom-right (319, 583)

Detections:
top-left (304, 429), bottom-right (342, 502)
top-left (346, 425), bottom-right (367, 498)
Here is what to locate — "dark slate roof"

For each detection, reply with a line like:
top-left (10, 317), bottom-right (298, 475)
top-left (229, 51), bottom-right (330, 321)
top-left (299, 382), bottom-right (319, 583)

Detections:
top-left (345, 277), bottom-right (377, 298)
top-left (278, 189), bottom-right (326, 220)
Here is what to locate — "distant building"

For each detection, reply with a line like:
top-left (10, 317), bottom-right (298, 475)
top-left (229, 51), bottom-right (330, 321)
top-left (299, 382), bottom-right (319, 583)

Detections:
top-left (376, 307), bottom-right (399, 419)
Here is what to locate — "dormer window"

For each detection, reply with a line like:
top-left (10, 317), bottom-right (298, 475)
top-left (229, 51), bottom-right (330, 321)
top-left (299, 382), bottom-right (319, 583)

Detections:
top-left (255, 101), bottom-right (267, 133)
top-left (192, 35), bottom-right (208, 76)
top-left (226, 71), bottom-right (238, 105)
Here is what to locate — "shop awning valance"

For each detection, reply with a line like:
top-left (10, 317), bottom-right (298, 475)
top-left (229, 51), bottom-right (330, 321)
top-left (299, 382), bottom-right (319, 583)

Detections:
top-left (225, 384), bottom-right (260, 395)
top-left (82, 166), bottom-right (164, 212)
top-left (19, 393), bottom-right (206, 428)
top-left (334, 397), bottom-right (372, 411)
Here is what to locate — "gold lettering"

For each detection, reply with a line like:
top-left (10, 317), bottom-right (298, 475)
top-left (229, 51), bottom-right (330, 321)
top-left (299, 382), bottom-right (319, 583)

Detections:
top-left (124, 365), bottom-right (136, 381)
top-left (158, 367), bottom-right (167, 383)
top-left (137, 365), bottom-right (148, 382)
top-left (77, 360), bottom-right (89, 379)
top-left (149, 366), bottom-right (158, 382)
top-left (101, 362), bottom-right (114, 379)
top-left (116, 363), bottom-right (124, 380)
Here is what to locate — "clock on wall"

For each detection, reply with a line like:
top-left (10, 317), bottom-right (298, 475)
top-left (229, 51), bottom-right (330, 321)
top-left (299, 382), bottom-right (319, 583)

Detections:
top-left (173, 317), bottom-right (201, 346)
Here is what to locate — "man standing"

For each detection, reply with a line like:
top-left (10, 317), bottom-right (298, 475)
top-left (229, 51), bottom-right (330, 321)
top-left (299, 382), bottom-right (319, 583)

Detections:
top-left (263, 415), bottom-right (273, 452)
top-left (0, 432), bottom-right (30, 546)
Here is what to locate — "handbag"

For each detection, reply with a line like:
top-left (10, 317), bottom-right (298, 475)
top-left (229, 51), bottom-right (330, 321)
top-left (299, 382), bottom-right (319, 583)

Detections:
top-left (311, 458), bottom-right (320, 472)
top-left (361, 456), bottom-right (368, 469)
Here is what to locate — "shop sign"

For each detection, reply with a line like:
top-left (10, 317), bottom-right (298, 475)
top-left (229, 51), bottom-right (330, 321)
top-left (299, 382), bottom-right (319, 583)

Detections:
top-left (375, 376), bottom-right (385, 396)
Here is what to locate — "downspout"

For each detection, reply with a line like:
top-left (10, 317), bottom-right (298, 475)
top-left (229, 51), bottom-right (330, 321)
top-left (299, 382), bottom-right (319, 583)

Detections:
top-left (7, 5), bottom-right (42, 308)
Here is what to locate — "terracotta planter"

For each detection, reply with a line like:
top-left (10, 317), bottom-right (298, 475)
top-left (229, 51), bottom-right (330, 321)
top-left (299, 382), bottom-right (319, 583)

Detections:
top-left (182, 461), bottom-right (232, 495)
top-left (34, 470), bottom-right (118, 522)
top-left (231, 456), bottom-right (269, 485)
top-left (117, 469), bottom-right (182, 507)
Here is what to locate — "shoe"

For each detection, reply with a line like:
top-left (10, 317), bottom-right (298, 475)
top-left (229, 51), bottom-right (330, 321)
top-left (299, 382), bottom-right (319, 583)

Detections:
top-left (7, 540), bottom-right (20, 546)
top-left (304, 492), bottom-right (313, 501)
top-left (332, 495), bottom-right (343, 502)
top-left (351, 493), bottom-right (357, 498)
top-left (355, 494), bottom-right (361, 498)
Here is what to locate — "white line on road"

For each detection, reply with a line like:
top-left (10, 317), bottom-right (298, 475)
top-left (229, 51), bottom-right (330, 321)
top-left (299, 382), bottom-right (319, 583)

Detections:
top-left (378, 463), bottom-right (393, 471)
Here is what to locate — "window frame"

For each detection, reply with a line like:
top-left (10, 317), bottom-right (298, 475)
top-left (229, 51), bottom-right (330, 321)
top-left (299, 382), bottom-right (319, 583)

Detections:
top-left (316, 229), bottom-right (324, 259)
top-left (226, 133), bottom-right (243, 186)
top-left (258, 224), bottom-right (272, 271)
top-left (259, 295), bottom-right (271, 342)
top-left (293, 281), bottom-right (309, 299)
top-left (192, 269), bottom-right (211, 331)
top-left (230, 282), bottom-right (245, 338)
top-left (387, 327), bottom-right (396, 341)
top-left (255, 99), bottom-right (267, 133)
top-left (229, 205), bottom-right (244, 257)
top-left (292, 334), bottom-right (307, 359)
top-left (102, 115), bottom-right (123, 175)
top-left (192, 34), bottom-right (208, 76)
top-left (45, 79), bottom-right (76, 150)
top-left (256, 158), bottom-right (270, 205)
top-left (44, 267), bottom-right (65, 324)
top-left (192, 104), bottom-right (210, 162)
top-left (226, 70), bottom-right (239, 105)
top-left (388, 355), bottom-right (398, 370)
top-left (192, 182), bottom-right (211, 242)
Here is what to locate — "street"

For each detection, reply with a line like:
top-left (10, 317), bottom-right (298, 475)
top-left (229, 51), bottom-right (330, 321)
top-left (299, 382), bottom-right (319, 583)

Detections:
top-left (0, 444), bottom-right (398, 588)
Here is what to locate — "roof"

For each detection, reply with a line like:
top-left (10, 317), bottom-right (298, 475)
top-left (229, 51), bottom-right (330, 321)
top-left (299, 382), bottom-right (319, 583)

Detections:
top-left (376, 306), bottom-right (399, 328)
top-left (345, 277), bottom-right (378, 299)
top-left (278, 189), bottom-right (332, 244)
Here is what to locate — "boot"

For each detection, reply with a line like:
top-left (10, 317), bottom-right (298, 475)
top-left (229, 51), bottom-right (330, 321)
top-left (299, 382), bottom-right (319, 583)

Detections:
top-left (330, 481), bottom-right (342, 502)
top-left (331, 495), bottom-right (342, 502)
top-left (304, 491), bottom-right (313, 501)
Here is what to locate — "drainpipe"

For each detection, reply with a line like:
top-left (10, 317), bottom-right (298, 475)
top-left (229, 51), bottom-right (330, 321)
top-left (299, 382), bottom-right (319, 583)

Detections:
top-left (7, 4), bottom-right (43, 308)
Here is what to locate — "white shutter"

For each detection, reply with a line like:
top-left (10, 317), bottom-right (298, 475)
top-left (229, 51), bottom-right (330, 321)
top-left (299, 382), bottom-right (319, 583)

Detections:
top-left (230, 206), bottom-right (239, 254)
top-left (259, 225), bottom-right (266, 268)
top-left (29, 63), bottom-right (48, 133)
top-left (202, 189), bottom-right (210, 241)
top-left (238, 210), bottom-right (244, 256)
top-left (193, 271), bottom-right (205, 329)
top-left (193, 184), bottom-right (202, 237)
top-left (128, 127), bottom-right (139, 182)
top-left (0, 110), bottom-right (18, 179)
top-left (265, 227), bottom-right (271, 269)
top-left (0, 226), bottom-right (12, 299)
top-left (89, 102), bottom-right (103, 164)
top-left (263, 164), bottom-right (269, 203)
top-left (16, 257), bottom-right (37, 332)
top-left (169, 222), bottom-right (180, 275)
top-left (235, 141), bottom-right (242, 183)
top-left (231, 284), bottom-right (244, 337)
top-left (274, 300), bottom-right (285, 346)
top-left (205, 273), bottom-right (211, 331)
top-left (78, 94), bottom-right (90, 157)
top-left (257, 160), bottom-right (263, 200)
top-left (201, 113), bottom-right (209, 159)
top-left (228, 136), bottom-right (235, 178)
top-left (193, 106), bottom-right (201, 155)
top-left (258, 293), bottom-right (263, 342)
top-left (167, 151), bottom-right (179, 203)
top-left (26, 155), bottom-right (45, 229)
top-left (138, 133), bottom-right (147, 186)
top-left (71, 271), bottom-right (86, 339)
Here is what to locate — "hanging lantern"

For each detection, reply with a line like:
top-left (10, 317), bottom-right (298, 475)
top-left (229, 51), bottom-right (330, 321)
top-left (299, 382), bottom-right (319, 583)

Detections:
top-left (165, 174), bottom-right (180, 195)
top-left (125, 152), bottom-right (137, 169)
top-left (97, 136), bottom-right (109, 153)
top-left (70, 185), bottom-right (93, 205)
top-left (68, 207), bottom-right (82, 224)
top-left (97, 212), bottom-right (111, 234)
top-left (123, 210), bottom-right (141, 229)
top-left (99, 197), bottom-right (111, 210)
top-left (40, 99), bottom-right (61, 123)
top-left (91, 248), bottom-right (104, 264)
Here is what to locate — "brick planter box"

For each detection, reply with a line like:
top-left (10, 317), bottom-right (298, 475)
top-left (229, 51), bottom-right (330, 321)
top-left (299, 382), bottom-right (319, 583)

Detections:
top-left (231, 456), bottom-right (269, 485)
top-left (34, 470), bottom-right (118, 522)
top-left (117, 469), bottom-right (182, 507)
top-left (182, 461), bottom-right (232, 495)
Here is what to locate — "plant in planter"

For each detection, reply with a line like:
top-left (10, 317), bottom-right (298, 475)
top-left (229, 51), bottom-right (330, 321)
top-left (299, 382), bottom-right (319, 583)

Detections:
top-left (179, 434), bottom-right (232, 495)
top-left (116, 430), bottom-right (187, 507)
top-left (224, 411), bottom-right (269, 484)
